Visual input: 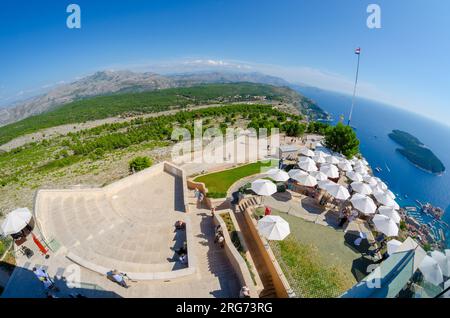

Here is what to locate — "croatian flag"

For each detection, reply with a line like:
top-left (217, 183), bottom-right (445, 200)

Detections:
top-left (355, 47), bottom-right (361, 55)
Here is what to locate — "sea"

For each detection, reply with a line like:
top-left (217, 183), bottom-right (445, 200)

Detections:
top-left (296, 86), bottom-right (450, 248)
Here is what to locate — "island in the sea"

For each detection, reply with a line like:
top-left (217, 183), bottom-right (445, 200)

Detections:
top-left (388, 129), bottom-right (445, 174)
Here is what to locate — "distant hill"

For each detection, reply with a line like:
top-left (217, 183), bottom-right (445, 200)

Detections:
top-left (388, 129), bottom-right (445, 174)
top-left (0, 83), bottom-right (309, 146)
top-left (0, 70), bottom-right (293, 127)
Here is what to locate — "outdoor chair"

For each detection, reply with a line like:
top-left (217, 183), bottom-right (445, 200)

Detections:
top-left (20, 246), bottom-right (34, 259)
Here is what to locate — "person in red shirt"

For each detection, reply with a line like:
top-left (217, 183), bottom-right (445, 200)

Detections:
top-left (264, 206), bottom-right (271, 216)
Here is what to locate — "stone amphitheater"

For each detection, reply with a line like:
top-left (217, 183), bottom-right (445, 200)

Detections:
top-left (34, 162), bottom-right (195, 280)
top-left (3, 161), bottom-right (240, 298)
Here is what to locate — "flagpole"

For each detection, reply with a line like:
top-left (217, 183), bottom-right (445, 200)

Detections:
top-left (347, 49), bottom-right (361, 126)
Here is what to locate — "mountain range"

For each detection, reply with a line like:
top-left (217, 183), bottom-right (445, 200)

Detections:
top-left (0, 70), bottom-right (291, 127)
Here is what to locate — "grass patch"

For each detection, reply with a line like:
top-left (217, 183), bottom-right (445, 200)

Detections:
top-left (271, 237), bottom-right (352, 298)
top-left (194, 161), bottom-right (274, 197)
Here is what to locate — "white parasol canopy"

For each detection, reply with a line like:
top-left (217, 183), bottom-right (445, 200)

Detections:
top-left (298, 157), bottom-right (318, 172)
top-left (310, 171), bottom-right (329, 181)
top-left (378, 206), bottom-right (401, 224)
top-left (299, 147), bottom-right (315, 157)
top-left (386, 239), bottom-right (403, 255)
top-left (325, 183), bottom-right (350, 201)
top-left (419, 255), bottom-right (444, 286)
top-left (431, 251), bottom-right (450, 277)
top-left (294, 174), bottom-right (318, 187)
top-left (1, 207), bottom-right (33, 236)
top-left (320, 164), bottom-right (339, 179)
top-left (374, 192), bottom-right (400, 209)
top-left (373, 214), bottom-right (399, 237)
top-left (326, 156), bottom-right (341, 165)
top-left (314, 150), bottom-right (328, 159)
top-left (312, 155), bottom-right (327, 164)
top-left (350, 182), bottom-right (373, 195)
top-left (363, 176), bottom-right (378, 187)
top-left (354, 165), bottom-right (368, 174)
top-left (288, 169), bottom-right (307, 177)
top-left (317, 180), bottom-right (335, 190)
top-left (338, 161), bottom-right (353, 172)
top-left (288, 169), bottom-right (307, 179)
top-left (346, 171), bottom-right (363, 182)
top-left (377, 182), bottom-right (388, 191)
top-left (267, 169), bottom-right (289, 182)
top-left (385, 189), bottom-right (396, 199)
top-left (251, 179), bottom-right (277, 196)
top-left (258, 215), bottom-right (290, 241)
top-left (350, 193), bottom-right (377, 215)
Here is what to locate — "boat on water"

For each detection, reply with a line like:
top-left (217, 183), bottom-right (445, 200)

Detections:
top-left (374, 167), bottom-right (382, 173)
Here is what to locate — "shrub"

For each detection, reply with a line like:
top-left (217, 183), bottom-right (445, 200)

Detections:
top-left (129, 156), bottom-right (153, 173)
top-left (324, 122), bottom-right (360, 158)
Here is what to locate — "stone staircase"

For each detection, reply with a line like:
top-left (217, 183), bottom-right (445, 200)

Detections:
top-left (236, 196), bottom-right (259, 213)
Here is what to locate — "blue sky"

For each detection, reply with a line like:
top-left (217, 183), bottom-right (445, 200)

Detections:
top-left (0, 0), bottom-right (449, 124)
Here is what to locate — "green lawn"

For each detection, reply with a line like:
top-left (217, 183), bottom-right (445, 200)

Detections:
top-left (194, 161), bottom-right (274, 197)
top-left (255, 208), bottom-right (368, 298)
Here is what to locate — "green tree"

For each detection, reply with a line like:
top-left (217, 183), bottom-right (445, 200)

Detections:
top-left (129, 156), bottom-right (153, 173)
top-left (324, 123), bottom-right (360, 158)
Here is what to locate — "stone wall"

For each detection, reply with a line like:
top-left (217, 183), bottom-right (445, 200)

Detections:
top-left (242, 207), bottom-right (295, 298)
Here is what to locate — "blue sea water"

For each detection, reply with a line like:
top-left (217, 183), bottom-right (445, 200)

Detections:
top-left (296, 87), bottom-right (450, 247)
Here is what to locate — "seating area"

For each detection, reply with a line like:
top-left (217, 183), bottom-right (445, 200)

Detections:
top-left (34, 162), bottom-right (193, 279)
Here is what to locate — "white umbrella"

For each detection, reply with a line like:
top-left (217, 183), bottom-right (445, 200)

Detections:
top-left (320, 164), bottom-right (339, 179)
top-left (378, 206), bottom-right (401, 224)
top-left (354, 165), bottom-right (368, 174)
top-left (299, 147), bottom-right (314, 157)
top-left (338, 161), bottom-right (353, 172)
top-left (326, 156), bottom-right (340, 165)
top-left (318, 180), bottom-right (335, 190)
top-left (363, 176), bottom-right (378, 187)
top-left (431, 251), bottom-right (450, 277)
top-left (268, 169), bottom-right (289, 182)
top-left (312, 155), bottom-right (327, 164)
top-left (298, 157), bottom-right (318, 172)
top-left (386, 189), bottom-right (396, 199)
top-left (373, 214), bottom-right (399, 237)
top-left (419, 255), bottom-right (444, 286)
top-left (374, 192), bottom-right (400, 209)
top-left (258, 215), bottom-right (290, 241)
top-left (294, 174), bottom-right (318, 187)
top-left (446, 250), bottom-right (450, 275)
top-left (326, 183), bottom-right (350, 201)
top-left (350, 182), bottom-right (373, 195)
top-left (288, 169), bottom-right (307, 178)
top-left (350, 193), bottom-right (377, 215)
top-left (396, 237), bottom-right (427, 272)
top-left (314, 150), bottom-right (328, 158)
top-left (377, 181), bottom-right (388, 191)
top-left (310, 171), bottom-right (328, 181)
top-left (346, 171), bottom-right (363, 182)
top-left (251, 179), bottom-right (277, 196)
top-left (386, 239), bottom-right (403, 255)
top-left (1, 208), bottom-right (33, 236)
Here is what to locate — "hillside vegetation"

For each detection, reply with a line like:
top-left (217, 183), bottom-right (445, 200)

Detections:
top-left (0, 83), bottom-right (298, 146)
